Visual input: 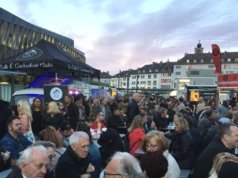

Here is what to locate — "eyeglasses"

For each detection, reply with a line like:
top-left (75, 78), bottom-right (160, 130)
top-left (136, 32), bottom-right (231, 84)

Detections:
top-left (146, 144), bottom-right (159, 148)
top-left (104, 172), bottom-right (124, 177)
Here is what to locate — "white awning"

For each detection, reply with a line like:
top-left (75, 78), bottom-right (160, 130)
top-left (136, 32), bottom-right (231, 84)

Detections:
top-left (0, 70), bottom-right (26, 76)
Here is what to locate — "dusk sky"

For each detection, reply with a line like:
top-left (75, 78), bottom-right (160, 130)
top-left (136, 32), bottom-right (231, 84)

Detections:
top-left (1, 0), bottom-right (238, 75)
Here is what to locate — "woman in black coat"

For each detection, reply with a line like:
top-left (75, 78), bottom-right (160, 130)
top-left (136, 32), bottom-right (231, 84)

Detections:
top-left (165, 117), bottom-right (194, 169)
top-left (42, 101), bottom-right (64, 130)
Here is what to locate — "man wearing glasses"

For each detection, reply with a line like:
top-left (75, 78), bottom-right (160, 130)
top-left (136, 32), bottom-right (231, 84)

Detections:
top-left (103, 152), bottom-right (144, 178)
top-left (55, 131), bottom-right (96, 178)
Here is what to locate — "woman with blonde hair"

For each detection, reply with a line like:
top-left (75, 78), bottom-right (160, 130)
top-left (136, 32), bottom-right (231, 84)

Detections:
top-left (42, 101), bottom-right (64, 130)
top-left (128, 114), bottom-right (145, 157)
top-left (17, 100), bottom-right (35, 143)
top-left (165, 117), bottom-right (194, 169)
top-left (209, 152), bottom-right (238, 178)
top-left (17, 99), bottom-right (32, 118)
top-left (196, 97), bottom-right (206, 114)
top-left (19, 112), bottom-right (35, 143)
top-left (231, 110), bottom-right (238, 125)
top-left (142, 130), bottom-right (180, 178)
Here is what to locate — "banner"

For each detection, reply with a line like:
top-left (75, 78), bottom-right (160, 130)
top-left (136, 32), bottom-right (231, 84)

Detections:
top-left (212, 44), bottom-right (221, 74)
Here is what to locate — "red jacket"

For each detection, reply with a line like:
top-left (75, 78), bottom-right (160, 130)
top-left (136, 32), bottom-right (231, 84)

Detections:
top-left (90, 120), bottom-right (106, 130)
top-left (128, 128), bottom-right (145, 156)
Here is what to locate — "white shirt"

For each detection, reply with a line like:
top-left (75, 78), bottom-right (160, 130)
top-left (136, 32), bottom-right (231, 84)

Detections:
top-left (22, 173), bottom-right (27, 178)
top-left (163, 150), bottom-right (181, 178)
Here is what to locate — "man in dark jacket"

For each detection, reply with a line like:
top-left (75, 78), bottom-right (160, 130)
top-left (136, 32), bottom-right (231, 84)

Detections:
top-left (55, 131), bottom-right (97, 178)
top-left (107, 107), bottom-right (126, 130)
top-left (0, 97), bottom-right (12, 139)
top-left (192, 123), bottom-right (238, 178)
top-left (0, 115), bottom-right (32, 161)
top-left (126, 93), bottom-right (141, 125)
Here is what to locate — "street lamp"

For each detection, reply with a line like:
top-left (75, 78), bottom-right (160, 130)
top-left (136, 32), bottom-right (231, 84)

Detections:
top-left (136, 75), bottom-right (139, 92)
top-left (126, 71), bottom-right (129, 94)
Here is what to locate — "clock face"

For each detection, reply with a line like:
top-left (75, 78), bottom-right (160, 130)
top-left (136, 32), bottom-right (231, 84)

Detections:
top-left (50, 87), bottom-right (63, 101)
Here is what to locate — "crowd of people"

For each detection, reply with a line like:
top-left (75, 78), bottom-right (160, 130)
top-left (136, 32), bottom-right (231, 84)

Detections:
top-left (0, 93), bottom-right (238, 178)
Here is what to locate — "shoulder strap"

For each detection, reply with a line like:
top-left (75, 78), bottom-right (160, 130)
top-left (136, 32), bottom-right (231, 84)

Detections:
top-left (128, 134), bottom-right (138, 151)
top-left (129, 141), bottom-right (138, 151)
top-left (55, 149), bottom-right (63, 156)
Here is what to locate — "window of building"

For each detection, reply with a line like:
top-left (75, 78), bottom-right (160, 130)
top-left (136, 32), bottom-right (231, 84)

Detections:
top-left (193, 59), bottom-right (197, 63)
top-left (186, 59), bottom-right (190, 63)
top-left (163, 73), bottom-right (169, 77)
top-left (147, 81), bottom-right (151, 85)
top-left (142, 70), bottom-right (146, 73)
top-left (201, 59), bottom-right (204, 63)
top-left (208, 64), bottom-right (214, 68)
top-left (235, 58), bottom-right (238, 62)
top-left (155, 69), bottom-right (159, 72)
top-left (153, 81), bottom-right (157, 85)
top-left (224, 64), bottom-right (230, 69)
top-left (175, 72), bottom-right (181, 75)
top-left (176, 65), bottom-right (181, 69)
top-left (190, 71), bottom-right (199, 75)
top-left (149, 69), bottom-right (152, 73)
top-left (161, 79), bottom-right (171, 83)
top-left (227, 58), bottom-right (231, 62)
top-left (153, 74), bottom-right (157, 78)
top-left (161, 85), bottom-right (170, 89)
top-left (148, 74), bottom-right (151, 79)
top-left (210, 59), bottom-right (213, 63)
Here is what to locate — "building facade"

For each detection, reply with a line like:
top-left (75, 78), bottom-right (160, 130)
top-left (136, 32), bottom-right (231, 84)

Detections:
top-left (108, 43), bottom-right (238, 98)
top-left (110, 62), bottom-right (175, 97)
top-left (0, 8), bottom-right (86, 62)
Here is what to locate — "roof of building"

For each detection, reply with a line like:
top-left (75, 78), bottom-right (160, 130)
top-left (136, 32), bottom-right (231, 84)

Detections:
top-left (138, 61), bottom-right (175, 71)
top-left (177, 52), bottom-right (238, 65)
top-left (100, 72), bottom-right (112, 78)
top-left (113, 69), bottom-right (135, 77)
top-left (111, 61), bottom-right (176, 77)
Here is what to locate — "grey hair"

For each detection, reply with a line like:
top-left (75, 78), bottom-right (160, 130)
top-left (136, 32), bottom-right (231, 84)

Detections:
top-left (69, 131), bottom-right (89, 145)
top-left (17, 145), bottom-right (47, 165)
top-left (112, 152), bottom-right (144, 178)
top-left (32, 140), bottom-right (56, 149)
